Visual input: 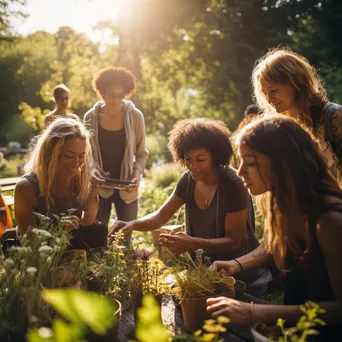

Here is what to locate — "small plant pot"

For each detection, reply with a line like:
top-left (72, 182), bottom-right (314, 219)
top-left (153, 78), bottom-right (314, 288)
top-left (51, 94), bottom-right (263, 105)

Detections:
top-left (250, 324), bottom-right (270, 342)
top-left (87, 299), bottom-right (122, 342)
top-left (151, 225), bottom-right (183, 261)
top-left (181, 289), bottom-right (235, 332)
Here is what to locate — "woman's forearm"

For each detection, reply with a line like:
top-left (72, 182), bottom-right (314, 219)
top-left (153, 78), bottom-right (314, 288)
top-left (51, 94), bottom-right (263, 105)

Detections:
top-left (254, 301), bottom-right (342, 325)
top-left (191, 236), bottom-right (240, 253)
top-left (236, 244), bottom-right (273, 271)
top-left (131, 210), bottom-right (168, 232)
top-left (81, 195), bottom-right (98, 226)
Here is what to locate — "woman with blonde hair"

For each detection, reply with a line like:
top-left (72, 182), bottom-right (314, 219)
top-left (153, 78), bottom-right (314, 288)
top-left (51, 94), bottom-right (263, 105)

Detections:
top-left (252, 48), bottom-right (342, 185)
top-left (207, 115), bottom-right (342, 341)
top-left (14, 118), bottom-right (107, 249)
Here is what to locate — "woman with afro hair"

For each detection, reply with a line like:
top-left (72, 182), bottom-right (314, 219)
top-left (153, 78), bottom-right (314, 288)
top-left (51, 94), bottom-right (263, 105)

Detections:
top-left (84, 67), bottom-right (148, 246)
top-left (109, 118), bottom-right (271, 296)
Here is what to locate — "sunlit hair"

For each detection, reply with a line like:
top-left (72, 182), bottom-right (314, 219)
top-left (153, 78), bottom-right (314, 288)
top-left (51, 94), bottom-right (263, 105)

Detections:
top-left (92, 66), bottom-right (136, 99)
top-left (25, 118), bottom-right (92, 211)
top-left (53, 84), bottom-right (69, 100)
top-left (237, 114), bottom-right (331, 269)
top-left (252, 48), bottom-right (327, 126)
top-left (168, 118), bottom-right (233, 170)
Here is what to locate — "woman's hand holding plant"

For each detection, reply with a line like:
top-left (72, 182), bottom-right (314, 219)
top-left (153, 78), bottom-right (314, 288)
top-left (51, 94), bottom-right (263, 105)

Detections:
top-left (210, 260), bottom-right (241, 276)
top-left (107, 220), bottom-right (134, 244)
top-left (60, 215), bottom-right (80, 232)
top-left (206, 297), bottom-right (253, 325)
top-left (159, 231), bottom-right (195, 254)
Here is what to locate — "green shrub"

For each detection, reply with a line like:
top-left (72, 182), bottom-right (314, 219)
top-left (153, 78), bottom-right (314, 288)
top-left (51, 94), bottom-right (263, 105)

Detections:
top-left (145, 134), bottom-right (171, 170)
top-left (147, 163), bottom-right (183, 189)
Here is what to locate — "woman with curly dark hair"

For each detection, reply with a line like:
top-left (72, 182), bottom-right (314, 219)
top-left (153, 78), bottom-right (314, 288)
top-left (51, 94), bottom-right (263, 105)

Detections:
top-left (109, 118), bottom-right (272, 296)
top-left (84, 67), bottom-right (149, 246)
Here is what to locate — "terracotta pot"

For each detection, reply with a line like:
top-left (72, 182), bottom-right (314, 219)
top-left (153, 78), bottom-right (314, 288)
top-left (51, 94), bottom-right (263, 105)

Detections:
top-left (151, 225), bottom-right (183, 261)
top-left (87, 299), bottom-right (122, 342)
top-left (181, 288), bottom-right (235, 332)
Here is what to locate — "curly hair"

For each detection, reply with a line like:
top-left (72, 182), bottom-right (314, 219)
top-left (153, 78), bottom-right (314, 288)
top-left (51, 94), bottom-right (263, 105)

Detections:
top-left (168, 118), bottom-right (233, 169)
top-left (92, 67), bottom-right (136, 99)
top-left (237, 114), bottom-right (330, 269)
top-left (252, 47), bottom-right (327, 127)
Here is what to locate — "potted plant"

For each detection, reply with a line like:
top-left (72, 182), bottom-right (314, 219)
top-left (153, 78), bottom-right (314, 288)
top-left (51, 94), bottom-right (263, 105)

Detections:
top-left (127, 248), bottom-right (169, 322)
top-left (171, 250), bottom-right (236, 332)
top-left (87, 231), bottom-right (129, 305)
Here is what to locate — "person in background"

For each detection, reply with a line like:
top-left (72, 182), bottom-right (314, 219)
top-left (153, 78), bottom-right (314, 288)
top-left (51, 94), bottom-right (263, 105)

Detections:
top-left (0, 184), bottom-right (13, 237)
top-left (252, 48), bottom-right (342, 186)
top-left (44, 84), bottom-right (79, 128)
top-left (207, 115), bottom-right (342, 341)
top-left (237, 103), bottom-right (261, 132)
top-left (109, 118), bottom-right (272, 297)
top-left (84, 67), bottom-right (148, 246)
top-left (14, 118), bottom-right (107, 250)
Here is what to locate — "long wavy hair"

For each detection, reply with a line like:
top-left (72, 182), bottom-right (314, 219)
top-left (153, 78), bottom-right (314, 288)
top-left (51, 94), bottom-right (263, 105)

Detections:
top-left (25, 118), bottom-right (92, 211)
top-left (252, 48), bottom-right (327, 127)
top-left (237, 115), bottom-right (331, 269)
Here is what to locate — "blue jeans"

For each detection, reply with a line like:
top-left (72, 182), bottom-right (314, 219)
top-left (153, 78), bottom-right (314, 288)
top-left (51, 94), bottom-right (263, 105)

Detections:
top-left (97, 190), bottom-right (138, 246)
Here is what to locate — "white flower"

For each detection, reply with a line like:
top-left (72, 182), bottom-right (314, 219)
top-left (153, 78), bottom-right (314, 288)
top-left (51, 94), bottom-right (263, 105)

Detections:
top-left (26, 267), bottom-right (38, 275)
top-left (38, 327), bottom-right (53, 338)
top-left (38, 245), bottom-right (53, 254)
top-left (4, 258), bottom-right (15, 269)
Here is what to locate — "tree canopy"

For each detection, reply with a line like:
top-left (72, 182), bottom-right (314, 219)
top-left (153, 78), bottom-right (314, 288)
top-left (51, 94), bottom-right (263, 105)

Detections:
top-left (0, 0), bottom-right (341, 146)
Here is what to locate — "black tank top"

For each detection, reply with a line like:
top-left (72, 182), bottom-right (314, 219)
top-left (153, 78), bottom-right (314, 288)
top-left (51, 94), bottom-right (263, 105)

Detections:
top-left (284, 187), bottom-right (342, 341)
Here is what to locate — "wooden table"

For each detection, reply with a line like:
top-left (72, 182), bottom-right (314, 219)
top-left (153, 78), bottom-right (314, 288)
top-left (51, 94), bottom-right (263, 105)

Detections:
top-left (117, 292), bottom-right (268, 341)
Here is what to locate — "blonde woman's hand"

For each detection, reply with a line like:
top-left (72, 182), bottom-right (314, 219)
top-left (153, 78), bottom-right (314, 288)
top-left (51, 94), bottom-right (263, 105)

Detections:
top-left (60, 215), bottom-right (80, 232)
top-left (210, 260), bottom-right (241, 276)
top-left (107, 220), bottom-right (133, 244)
top-left (206, 297), bottom-right (252, 325)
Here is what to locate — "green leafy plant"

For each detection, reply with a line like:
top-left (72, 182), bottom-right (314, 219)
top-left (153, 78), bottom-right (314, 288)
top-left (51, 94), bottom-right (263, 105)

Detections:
top-left (87, 231), bottom-right (129, 303)
top-left (276, 301), bottom-right (326, 342)
top-left (253, 301), bottom-right (326, 342)
top-left (0, 212), bottom-right (71, 339)
top-left (128, 248), bottom-right (169, 297)
top-left (171, 250), bottom-right (235, 301)
top-left (27, 288), bottom-right (119, 342)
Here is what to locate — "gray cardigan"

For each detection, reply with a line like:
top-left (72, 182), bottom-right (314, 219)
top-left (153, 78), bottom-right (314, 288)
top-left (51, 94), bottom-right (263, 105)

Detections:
top-left (84, 100), bottom-right (149, 203)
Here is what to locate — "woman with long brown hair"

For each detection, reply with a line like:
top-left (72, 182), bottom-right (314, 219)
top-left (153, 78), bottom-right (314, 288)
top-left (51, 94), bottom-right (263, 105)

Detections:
top-left (252, 48), bottom-right (342, 185)
top-left (207, 115), bottom-right (342, 340)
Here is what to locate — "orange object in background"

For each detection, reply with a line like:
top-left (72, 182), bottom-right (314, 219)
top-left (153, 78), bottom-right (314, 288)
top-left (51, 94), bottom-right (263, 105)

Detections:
top-left (0, 193), bottom-right (13, 237)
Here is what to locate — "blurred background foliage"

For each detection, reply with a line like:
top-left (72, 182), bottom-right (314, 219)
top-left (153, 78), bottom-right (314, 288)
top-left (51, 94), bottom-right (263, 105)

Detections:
top-left (0, 0), bottom-right (341, 151)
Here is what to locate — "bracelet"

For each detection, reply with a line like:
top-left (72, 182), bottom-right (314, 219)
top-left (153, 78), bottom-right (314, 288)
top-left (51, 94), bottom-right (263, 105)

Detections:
top-left (250, 301), bottom-right (255, 324)
top-left (233, 259), bottom-right (243, 272)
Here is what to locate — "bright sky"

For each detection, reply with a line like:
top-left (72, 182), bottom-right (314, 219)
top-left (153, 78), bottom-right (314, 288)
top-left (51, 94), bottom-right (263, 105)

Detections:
top-left (10, 0), bottom-right (131, 41)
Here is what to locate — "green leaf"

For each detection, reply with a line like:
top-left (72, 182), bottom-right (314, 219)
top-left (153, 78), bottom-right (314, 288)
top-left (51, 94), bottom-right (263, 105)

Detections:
top-left (42, 289), bottom-right (117, 335)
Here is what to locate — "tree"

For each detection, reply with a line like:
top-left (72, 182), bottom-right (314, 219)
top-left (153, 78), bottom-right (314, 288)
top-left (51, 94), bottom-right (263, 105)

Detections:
top-left (0, 0), bottom-right (27, 40)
